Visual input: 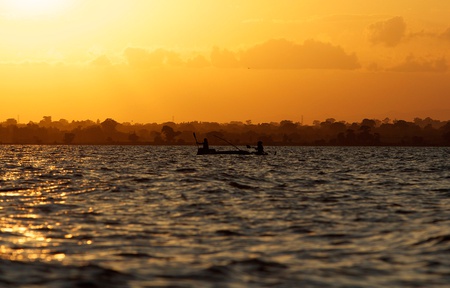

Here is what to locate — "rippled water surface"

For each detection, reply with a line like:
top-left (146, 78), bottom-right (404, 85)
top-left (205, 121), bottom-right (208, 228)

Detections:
top-left (1, 145), bottom-right (449, 287)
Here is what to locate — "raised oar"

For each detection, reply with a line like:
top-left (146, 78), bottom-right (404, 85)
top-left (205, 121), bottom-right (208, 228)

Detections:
top-left (193, 132), bottom-right (199, 148)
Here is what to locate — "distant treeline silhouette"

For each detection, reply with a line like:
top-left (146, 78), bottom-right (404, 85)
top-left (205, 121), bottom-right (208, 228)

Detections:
top-left (1, 117), bottom-right (449, 146)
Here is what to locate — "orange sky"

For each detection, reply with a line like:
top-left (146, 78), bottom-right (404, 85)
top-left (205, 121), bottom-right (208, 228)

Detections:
top-left (1, 0), bottom-right (449, 124)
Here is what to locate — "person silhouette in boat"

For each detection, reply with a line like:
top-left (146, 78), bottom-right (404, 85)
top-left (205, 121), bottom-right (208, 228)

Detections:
top-left (198, 138), bottom-right (209, 150)
top-left (255, 140), bottom-right (265, 155)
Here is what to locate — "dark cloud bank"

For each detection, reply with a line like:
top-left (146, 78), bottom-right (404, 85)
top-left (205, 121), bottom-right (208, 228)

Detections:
top-left (367, 16), bottom-right (406, 47)
top-left (118, 39), bottom-right (360, 70)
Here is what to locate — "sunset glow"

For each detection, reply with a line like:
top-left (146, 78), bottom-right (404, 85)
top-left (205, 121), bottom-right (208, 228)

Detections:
top-left (1, 1), bottom-right (449, 124)
top-left (1, 0), bottom-right (72, 17)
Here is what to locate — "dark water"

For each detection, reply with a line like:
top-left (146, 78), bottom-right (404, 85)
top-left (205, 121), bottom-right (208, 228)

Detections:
top-left (0, 145), bottom-right (449, 287)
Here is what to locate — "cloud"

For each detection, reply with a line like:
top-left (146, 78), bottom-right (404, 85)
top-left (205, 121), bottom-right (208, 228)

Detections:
top-left (90, 55), bottom-right (112, 66)
top-left (210, 47), bottom-right (240, 68)
top-left (440, 27), bottom-right (450, 41)
top-left (124, 47), bottom-right (158, 68)
top-left (124, 47), bottom-right (184, 68)
top-left (389, 55), bottom-right (448, 73)
top-left (406, 28), bottom-right (450, 43)
top-left (239, 39), bottom-right (360, 70)
top-left (164, 51), bottom-right (184, 66)
top-left (367, 16), bottom-right (406, 47)
top-left (122, 39), bottom-right (361, 70)
top-left (186, 55), bottom-right (210, 68)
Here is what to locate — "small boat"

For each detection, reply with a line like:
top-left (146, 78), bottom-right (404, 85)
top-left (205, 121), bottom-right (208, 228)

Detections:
top-left (197, 148), bottom-right (267, 155)
top-left (197, 148), bottom-right (250, 155)
top-left (193, 133), bottom-right (268, 155)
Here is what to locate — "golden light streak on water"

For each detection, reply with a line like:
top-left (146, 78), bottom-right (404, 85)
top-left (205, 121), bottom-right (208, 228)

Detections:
top-left (0, 209), bottom-right (67, 262)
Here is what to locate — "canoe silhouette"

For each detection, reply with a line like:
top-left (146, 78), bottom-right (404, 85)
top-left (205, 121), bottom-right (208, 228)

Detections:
top-left (197, 148), bottom-right (267, 155)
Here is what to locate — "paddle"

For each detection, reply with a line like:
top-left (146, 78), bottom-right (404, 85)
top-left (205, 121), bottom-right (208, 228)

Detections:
top-left (193, 132), bottom-right (199, 148)
top-left (213, 135), bottom-right (244, 151)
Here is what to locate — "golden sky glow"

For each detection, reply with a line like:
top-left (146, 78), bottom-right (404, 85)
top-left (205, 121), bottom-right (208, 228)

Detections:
top-left (1, 0), bottom-right (449, 124)
top-left (1, 0), bottom-right (72, 18)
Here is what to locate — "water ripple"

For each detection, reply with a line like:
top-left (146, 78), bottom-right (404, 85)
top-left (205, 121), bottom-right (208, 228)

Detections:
top-left (0, 146), bottom-right (449, 287)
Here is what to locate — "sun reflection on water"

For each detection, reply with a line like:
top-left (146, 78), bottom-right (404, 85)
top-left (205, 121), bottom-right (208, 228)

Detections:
top-left (0, 191), bottom-right (68, 263)
top-left (0, 214), bottom-right (66, 261)
top-left (0, 177), bottom-right (82, 264)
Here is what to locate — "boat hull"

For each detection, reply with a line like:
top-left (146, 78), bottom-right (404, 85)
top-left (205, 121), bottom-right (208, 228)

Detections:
top-left (197, 148), bottom-right (250, 155)
top-left (197, 148), bottom-right (266, 155)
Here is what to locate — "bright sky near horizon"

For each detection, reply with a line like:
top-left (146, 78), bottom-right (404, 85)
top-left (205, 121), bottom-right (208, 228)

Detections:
top-left (1, 0), bottom-right (449, 124)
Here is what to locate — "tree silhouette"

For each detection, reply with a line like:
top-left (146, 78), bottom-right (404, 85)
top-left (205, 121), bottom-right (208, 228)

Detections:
top-left (0, 117), bottom-right (449, 146)
top-left (101, 118), bottom-right (119, 134)
top-left (161, 125), bottom-right (180, 143)
top-left (128, 132), bottom-right (139, 143)
top-left (441, 122), bottom-right (450, 144)
top-left (63, 133), bottom-right (75, 144)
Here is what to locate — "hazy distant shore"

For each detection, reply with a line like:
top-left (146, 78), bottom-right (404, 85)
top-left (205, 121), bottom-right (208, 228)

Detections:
top-left (1, 117), bottom-right (449, 146)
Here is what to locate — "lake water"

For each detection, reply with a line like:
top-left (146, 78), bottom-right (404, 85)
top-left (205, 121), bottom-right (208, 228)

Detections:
top-left (0, 145), bottom-right (449, 287)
